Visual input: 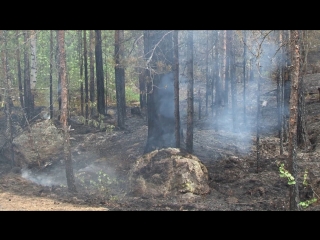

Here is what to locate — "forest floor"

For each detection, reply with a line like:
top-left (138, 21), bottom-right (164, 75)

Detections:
top-left (1, 74), bottom-right (320, 211)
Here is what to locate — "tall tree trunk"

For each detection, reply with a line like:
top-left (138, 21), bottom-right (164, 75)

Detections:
top-left (89, 30), bottom-right (95, 117)
top-left (221, 30), bottom-right (226, 105)
top-left (95, 30), bottom-right (106, 115)
top-left (58, 30), bottom-right (77, 193)
top-left (186, 30), bottom-right (194, 153)
top-left (224, 30), bottom-right (231, 108)
top-left (277, 30), bottom-right (285, 155)
top-left (297, 30), bottom-right (310, 149)
top-left (115, 30), bottom-right (126, 129)
top-left (214, 31), bottom-right (221, 132)
top-left (143, 30), bottom-right (175, 153)
top-left (56, 30), bottom-right (61, 119)
top-left (205, 30), bottom-right (209, 116)
top-left (139, 70), bottom-right (147, 109)
top-left (173, 30), bottom-right (180, 148)
top-left (78, 30), bottom-right (84, 116)
top-left (288, 30), bottom-right (300, 211)
top-left (16, 30), bottom-right (24, 109)
top-left (243, 30), bottom-right (247, 127)
top-left (23, 31), bottom-right (32, 121)
top-left (283, 30), bottom-right (291, 142)
top-left (230, 31), bottom-right (238, 132)
top-left (256, 63), bottom-right (261, 173)
top-left (1, 30), bottom-right (14, 166)
top-left (30, 30), bottom-right (37, 90)
top-left (49, 30), bottom-right (54, 119)
top-left (83, 30), bottom-right (89, 123)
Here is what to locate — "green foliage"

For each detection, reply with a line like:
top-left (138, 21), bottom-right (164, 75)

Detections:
top-left (126, 86), bottom-right (139, 104)
top-left (279, 163), bottom-right (296, 185)
top-left (299, 198), bottom-right (317, 208)
top-left (278, 163), bottom-right (317, 209)
top-left (106, 124), bottom-right (115, 133)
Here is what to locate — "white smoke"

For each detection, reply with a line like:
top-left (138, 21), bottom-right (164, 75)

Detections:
top-left (21, 168), bottom-right (66, 187)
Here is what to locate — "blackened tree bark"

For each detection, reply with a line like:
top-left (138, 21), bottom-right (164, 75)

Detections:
top-left (139, 69), bottom-right (147, 109)
top-left (78, 30), bottom-right (84, 116)
top-left (1, 30), bottom-right (14, 166)
top-left (297, 30), bottom-right (310, 149)
top-left (56, 30), bottom-right (61, 119)
top-left (144, 30), bottom-right (175, 153)
top-left (58, 30), bottom-right (77, 193)
top-left (89, 30), bottom-right (95, 117)
top-left (49, 30), bottom-right (53, 119)
top-left (16, 31), bottom-right (24, 109)
top-left (288, 30), bottom-right (300, 211)
top-left (277, 30), bottom-right (285, 155)
top-left (256, 63), bottom-right (261, 173)
top-left (95, 30), bottom-right (106, 115)
top-left (186, 30), bottom-right (194, 153)
top-left (83, 30), bottom-right (89, 124)
top-left (115, 30), bottom-right (126, 129)
top-left (173, 30), bottom-right (180, 148)
top-left (283, 30), bottom-right (291, 142)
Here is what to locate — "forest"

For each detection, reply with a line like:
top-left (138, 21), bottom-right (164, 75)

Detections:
top-left (0, 30), bottom-right (320, 211)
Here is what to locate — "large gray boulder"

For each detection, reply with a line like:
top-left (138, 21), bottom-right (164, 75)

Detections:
top-left (129, 148), bottom-right (210, 197)
top-left (8, 120), bottom-right (64, 168)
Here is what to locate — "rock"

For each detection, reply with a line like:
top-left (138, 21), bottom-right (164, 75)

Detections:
top-left (4, 120), bottom-right (64, 168)
top-left (128, 148), bottom-right (210, 198)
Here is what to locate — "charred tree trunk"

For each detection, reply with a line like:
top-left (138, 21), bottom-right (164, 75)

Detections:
top-left (256, 63), bottom-right (261, 173)
top-left (115, 30), bottom-right (126, 129)
top-left (49, 30), bottom-right (54, 119)
top-left (205, 30), bottom-right (209, 116)
top-left (297, 30), bottom-right (310, 150)
top-left (16, 31), bottom-right (24, 109)
top-left (277, 30), bottom-right (285, 155)
top-left (95, 30), bottom-right (106, 115)
top-left (56, 30), bottom-right (61, 120)
top-left (186, 30), bottom-right (194, 153)
top-left (139, 70), bottom-right (147, 109)
top-left (1, 30), bottom-right (14, 166)
top-left (144, 30), bottom-right (175, 153)
top-left (283, 30), bottom-right (291, 142)
top-left (288, 30), bottom-right (300, 211)
top-left (78, 30), bottom-right (84, 116)
top-left (89, 30), bottom-right (95, 117)
top-left (83, 30), bottom-right (89, 123)
top-left (173, 30), bottom-right (181, 148)
top-left (58, 30), bottom-right (77, 193)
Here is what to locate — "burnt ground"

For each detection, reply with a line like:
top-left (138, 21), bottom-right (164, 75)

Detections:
top-left (1, 74), bottom-right (320, 211)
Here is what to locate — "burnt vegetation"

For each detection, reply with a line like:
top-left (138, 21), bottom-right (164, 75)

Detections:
top-left (1, 30), bottom-right (320, 211)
